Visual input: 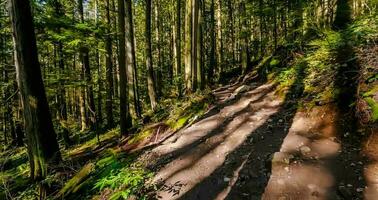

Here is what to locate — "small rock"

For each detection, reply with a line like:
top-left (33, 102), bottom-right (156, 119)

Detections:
top-left (300, 146), bottom-right (312, 154)
top-left (338, 185), bottom-right (352, 198)
top-left (347, 184), bottom-right (353, 187)
top-left (350, 163), bottom-right (356, 167)
top-left (278, 119), bottom-right (284, 123)
top-left (224, 177), bottom-right (231, 182)
top-left (268, 119), bottom-right (273, 123)
top-left (356, 188), bottom-right (364, 192)
top-left (344, 132), bottom-right (350, 137)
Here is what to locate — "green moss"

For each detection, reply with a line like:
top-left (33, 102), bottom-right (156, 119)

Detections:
top-left (270, 58), bottom-right (280, 67)
top-left (169, 114), bottom-right (192, 131)
top-left (58, 163), bottom-right (96, 197)
top-left (365, 97), bottom-right (378, 122)
top-left (363, 85), bottom-right (378, 97)
top-left (128, 129), bottom-right (153, 145)
top-left (65, 128), bottom-right (119, 158)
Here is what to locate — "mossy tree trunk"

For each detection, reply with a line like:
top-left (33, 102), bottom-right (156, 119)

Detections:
top-left (9, 0), bottom-right (61, 181)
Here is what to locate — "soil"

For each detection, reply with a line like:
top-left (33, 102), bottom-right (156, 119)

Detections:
top-left (137, 74), bottom-right (368, 200)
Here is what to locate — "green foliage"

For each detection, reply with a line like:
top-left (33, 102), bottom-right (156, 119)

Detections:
top-left (94, 166), bottom-right (153, 200)
top-left (348, 14), bottom-right (378, 44)
top-left (270, 58), bottom-right (280, 67)
top-left (365, 97), bottom-right (378, 122)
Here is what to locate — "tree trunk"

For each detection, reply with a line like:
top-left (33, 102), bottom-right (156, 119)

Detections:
top-left (173, 0), bottom-right (182, 95)
top-left (184, 0), bottom-right (192, 92)
top-left (208, 0), bottom-right (216, 84)
top-left (191, 0), bottom-right (198, 91)
top-left (78, 0), bottom-right (96, 130)
top-left (196, 0), bottom-right (204, 90)
top-left (9, 0), bottom-right (61, 181)
top-left (240, 2), bottom-right (249, 73)
top-left (118, 0), bottom-right (132, 135)
top-left (125, 0), bottom-right (141, 118)
top-left (216, 0), bottom-right (223, 78)
top-left (154, 0), bottom-right (163, 97)
top-left (146, 0), bottom-right (158, 110)
top-left (105, 0), bottom-right (114, 127)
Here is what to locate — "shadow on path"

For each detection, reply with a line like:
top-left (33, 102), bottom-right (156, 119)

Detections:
top-left (173, 63), bottom-right (305, 200)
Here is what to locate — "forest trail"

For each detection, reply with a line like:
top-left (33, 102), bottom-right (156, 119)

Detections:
top-left (140, 58), bottom-right (367, 200)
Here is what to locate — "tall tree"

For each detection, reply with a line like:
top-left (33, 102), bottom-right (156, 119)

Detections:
top-left (208, 0), bottom-right (216, 83)
top-left (146, 0), bottom-right (158, 110)
top-left (105, 0), bottom-right (114, 127)
top-left (240, 2), bottom-right (250, 73)
top-left (184, 0), bottom-right (193, 92)
top-left (173, 0), bottom-right (182, 94)
top-left (191, 0), bottom-right (198, 90)
top-left (9, 0), bottom-right (61, 181)
top-left (78, 0), bottom-right (96, 130)
top-left (125, 0), bottom-right (142, 118)
top-left (196, 0), bottom-right (204, 90)
top-left (216, 0), bottom-right (223, 78)
top-left (118, 0), bottom-right (132, 134)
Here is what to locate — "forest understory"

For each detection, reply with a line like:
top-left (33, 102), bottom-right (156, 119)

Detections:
top-left (1, 0), bottom-right (378, 200)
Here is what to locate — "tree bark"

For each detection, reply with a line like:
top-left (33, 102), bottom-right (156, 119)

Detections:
top-left (105, 0), bottom-right (114, 127)
top-left (78, 0), bottom-right (96, 130)
top-left (125, 0), bottom-right (141, 118)
top-left (118, 0), bottom-right (133, 135)
top-left (173, 0), bottom-right (182, 95)
top-left (184, 0), bottom-right (192, 92)
top-left (208, 0), bottom-right (216, 84)
top-left (9, 0), bottom-right (61, 181)
top-left (146, 0), bottom-right (158, 111)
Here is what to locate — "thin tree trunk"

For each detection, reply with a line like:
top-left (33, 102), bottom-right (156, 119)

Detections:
top-left (196, 0), bottom-right (204, 90)
top-left (191, 0), bottom-right (198, 91)
top-left (78, 0), bottom-right (96, 129)
top-left (184, 0), bottom-right (192, 92)
top-left (173, 0), bottom-right (182, 95)
top-left (105, 0), bottom-right (114, 127)
top-left (154, 0), bottom-right (163, 97)
top-left (208, 0), bottom-right (216, 84)
top-left (146, 0), bottom-right (158, 110)
top-left (216, 0), bottom-right (223, 78)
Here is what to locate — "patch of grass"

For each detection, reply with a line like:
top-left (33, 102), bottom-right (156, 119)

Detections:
top-left (65, 128), bottom-right (119, 158)
top-left (348, 14), bottom-right (378, 44)
top-left (93, 164), bottom-right (153, 200)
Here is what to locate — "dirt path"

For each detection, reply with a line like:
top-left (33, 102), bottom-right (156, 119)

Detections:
top-left (140, 75), bottom-right (366, 199)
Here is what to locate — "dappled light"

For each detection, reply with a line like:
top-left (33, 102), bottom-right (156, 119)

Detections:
top-left (152, 83), bottom-right (282, 199)
top-left (1, 0), bottom-right (377, 199)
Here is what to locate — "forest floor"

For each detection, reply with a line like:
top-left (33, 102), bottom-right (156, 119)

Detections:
top-left (141, 74), bottom-right (366, 200)
top-left (135, 15), bottom-right (378, 200)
